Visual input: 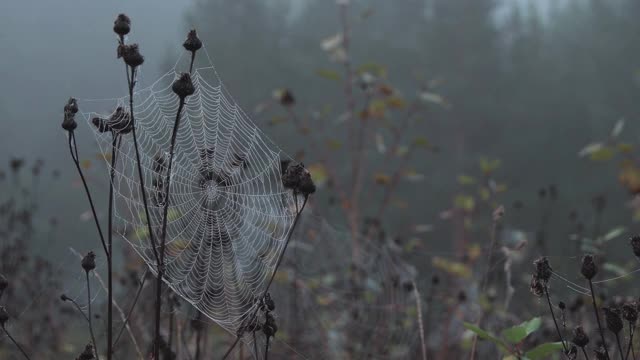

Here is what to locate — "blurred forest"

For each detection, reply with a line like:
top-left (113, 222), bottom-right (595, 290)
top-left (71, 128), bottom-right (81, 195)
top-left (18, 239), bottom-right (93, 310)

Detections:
top-left (2, 0), bottom-right (640, 359)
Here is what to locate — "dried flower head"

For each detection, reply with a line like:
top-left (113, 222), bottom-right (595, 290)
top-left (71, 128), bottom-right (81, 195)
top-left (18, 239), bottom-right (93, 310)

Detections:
top-left (623, 301), bottom-right (638, 323)
top-left (530, 274), bottom-right (544, 297)
top-left (0, 274), bottom-right (7, 292)
top-left (603, 307), bottom-right (623, 334)
top-left (0, 306), bottom-right (8, 327)
top-left (183, 29), bottom-right (202, 53)
top-left (580, 254), bottom-right (597, 280)
top-left (109, 106), bottom-right (133, 134)
top-left (630, 235), bottom-right (640, 257)
top-left (533, 257), bottom-right (552, 283)
top-left (113, 14), bottom-right (131, 38)
top-left (276, 89), bottom-right (295, 107)
top-left (82, 251), bottom-right (96, 272)
top-left (282, 162), bottom-right (316, 196)
top-left (118, 44), bottom-right (144, 68)
top-left (60, 294), bottom-right (69, 302)
top-left (594, 346), bottom-right (607, 360)
top-left (172, 73), bottom-right (195, 99)
top-left (77, 343), bottom-right (96, 360)
top-left (263, 312), bottom-right (278, 338)
top-left (62, 98), bottom-right (79, 131)
top-left (91, 117), bottom-right (111, 133)
top-left (571, 326), bottom-right (589, 348)
top-left (559, 301), bottom-right (566, 310)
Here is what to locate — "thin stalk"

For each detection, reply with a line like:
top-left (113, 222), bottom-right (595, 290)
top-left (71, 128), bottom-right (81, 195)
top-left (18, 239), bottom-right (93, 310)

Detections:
top-left (626, 324), bottom-right (636, 360)
top-left (127, 66), bottom-right (160, 264)
top-left (107, 134), bottom-right (120, 360)
top-left (264, 336), bottom-right (270, 360)
top-left (588, 279), bottom-right (610, 360)
top-left (582, 347), bottom-right (590, 360)
top-left (615, 333), bottom-right (624, 360)
top-left (154, 97), bottom-right (186, 360)
top-left (222, 195), bottom-right (309, 359)
top-left (2, 325), bottom-right (31, 360)
top-left (544, 285), bottom-right (568, 355)
top-left (195, 322), bottom-right (202, 360)
top-left (86, 271), bottom-right (100, 360)
top-left (67, 133), bottom-right (108, 258)
top-left (113, 271), bottom-right (148, 347)
top-left (253, 331), bottom-right (258, 358)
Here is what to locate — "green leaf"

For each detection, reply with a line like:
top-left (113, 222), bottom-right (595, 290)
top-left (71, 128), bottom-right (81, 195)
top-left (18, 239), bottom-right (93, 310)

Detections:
top-left (524, 342), bottom-right (564, 359)
top-left (463, 323), bottom-right (509, 352)
top-left (502, 317), bottom-right (541, 344)
top-left (602, 226), bottom-right (626, 243)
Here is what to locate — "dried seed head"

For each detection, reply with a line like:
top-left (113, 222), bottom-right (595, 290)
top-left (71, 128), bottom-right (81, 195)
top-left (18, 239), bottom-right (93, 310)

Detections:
top-left (533, 257), bottom-right (552, 283)
top-left (172, 73), bottom-right (195, 99)
top-left (566, 345), bottom-right (577, 360)
top-left (630, 235), bottom-right (640, 257)
top-left (77, 343), bottom-right (96, 360)
top-left (0, 306), bottom-right (8, 327)
top-left (118, 44), bottom-right (144, 68)
top-left (0, 274), bottom-right (7, 292)
top-left (623, 302), bottom-right (638, 323)
top-left (183, 29), bottom-right (202, 53)
top-left (263, 312), bottom-right (278, 338)
top-left (571, 326), bottom-right (589, 348)
top-left (530, 275), bottom-right (544, 297)
top-left (109, 106), bottom-right (133, 134)
top-left (603, 307), bottom-right (623, 334)
top-left (559, 301), bottom-right (566, 310)
top-left (264, 293), bottom-right (275, 312)
top-left (91, 117), bottom-right (111, 133)
top-left (581, 254), bottom-right (597, 280)
top-left (82, 251), bottom-right (96, 272)
top-left (282, 162), bottom-right (316, 196)
top-left (113, 14), bottom-right (131, 37)
top-left (60, 294), bottom-right (69, 302)
top-left (276, 89), bottom-right (295, 107)
top-left (594, 346), bottom-right (607, 360)
top-left (62, 98), bottom-right (79, 131)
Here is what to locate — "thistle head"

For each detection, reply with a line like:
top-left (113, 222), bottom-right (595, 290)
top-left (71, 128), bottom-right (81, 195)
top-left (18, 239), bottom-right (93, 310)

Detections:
top-left (630, 235), bottom-right (640, 257)
top-left (118, 44), bottom-right (144, 68)
top-left (580, 254), bottom-right (597, 280)
top-left (571, 326), bottom-right (589, 348)
top-left (113, 14), bottom-right (131, 38)
top-left (529, 274), bottom-right (544, 297)
top-left (623, 301), bottom-right (638, 324)
top-left (603, 306), bottom-right (623, 334)
top-left (533, 257), bottom-right (552, 283)
top-left (0, 306), bottom-right (8, 328)
top-left (281, 161), bottom-right (316, 196)
top-left (81, 251), bottom-right (96, 273)
top-left (183, 29), bottom-right (202, 53)
top-left (76, 343), bottom-right (96, 360)
top-left (62, 98), bottom-right (79, 131)
top-left (172, 73), bottom-right (195, 100)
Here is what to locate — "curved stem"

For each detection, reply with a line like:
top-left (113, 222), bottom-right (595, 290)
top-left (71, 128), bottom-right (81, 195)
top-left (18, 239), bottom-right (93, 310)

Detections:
top-left (86, 271), bottom-right (100, 360)
top-left (222, 336), bottom-right (241, 359)
top-left (588, 279), bottom-right (610, 360)
top-left (616, 333), bottom-right (625, 360)
top-left (626, 325), bottom-right (635, 360)
top-left (582, 347), bottom-right (590, 360)
top-left (264, 336), bottom-right (270, 360)
top-left (2, 325), bottom-right (31, 360)
top-left (68, 133), bottom-right (108, 258)
top-left (544, 284), bottom-right (568, 355)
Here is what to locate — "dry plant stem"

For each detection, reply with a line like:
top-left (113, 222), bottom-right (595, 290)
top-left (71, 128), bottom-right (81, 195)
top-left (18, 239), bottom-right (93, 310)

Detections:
top-left (264, 337), bottom-right (270, 360)
top-left (222, 195), bottom-right (309, 359)
top-left (113, 271), bottom-right (148, 347)
top-left (86, 272), bottom-right (100, 360)
top-left (588, 279), bottom-right (610, 360)
top-left (107, 134), bottom-right (121, 360)
top-left (615, 333), bottom-right (625, 360)
top-left (583, 348), bottom-right (590, 360)
top-left (153, 98), bottom-right (186, 359)
top-left (544, 285), bottom-right (569, 356)
top-left (628, 325), bottom-right (637, 360)
top-left (413, 283), bottom-right (428, 360)
top-left (67, 133), bottom-right (108, 257)
top-left (2, 325), bottom-right (31, 360)
top-left (195, 323), bottom-right (202, 360)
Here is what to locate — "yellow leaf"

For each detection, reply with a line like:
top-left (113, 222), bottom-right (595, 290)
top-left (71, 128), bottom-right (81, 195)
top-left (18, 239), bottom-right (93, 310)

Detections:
top-left (326, 139), bottom-right (342, 150)
top-left (374, 173), bottom-right (391, 185)
top-left (81, 159), bottom-right (92, 169)
top-left (454, 194), bottom-right (475, 211)
top-left (316, 68), bottom-right (341, 81)
top-left (457, 175), bottom-right (476, 185)
top-left (308, 163), bottom-right (328, 187)
top-left (589, 146), bottom-right (614, 161)
top-left (432, 257), bottom-right (471, 278)
top-left (386, 96), bottom-right (406, 109)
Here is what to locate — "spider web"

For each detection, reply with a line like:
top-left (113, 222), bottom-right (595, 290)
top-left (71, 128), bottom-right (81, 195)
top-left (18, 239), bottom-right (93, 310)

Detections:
top-left (77, 48), bottom-right (301, 335)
